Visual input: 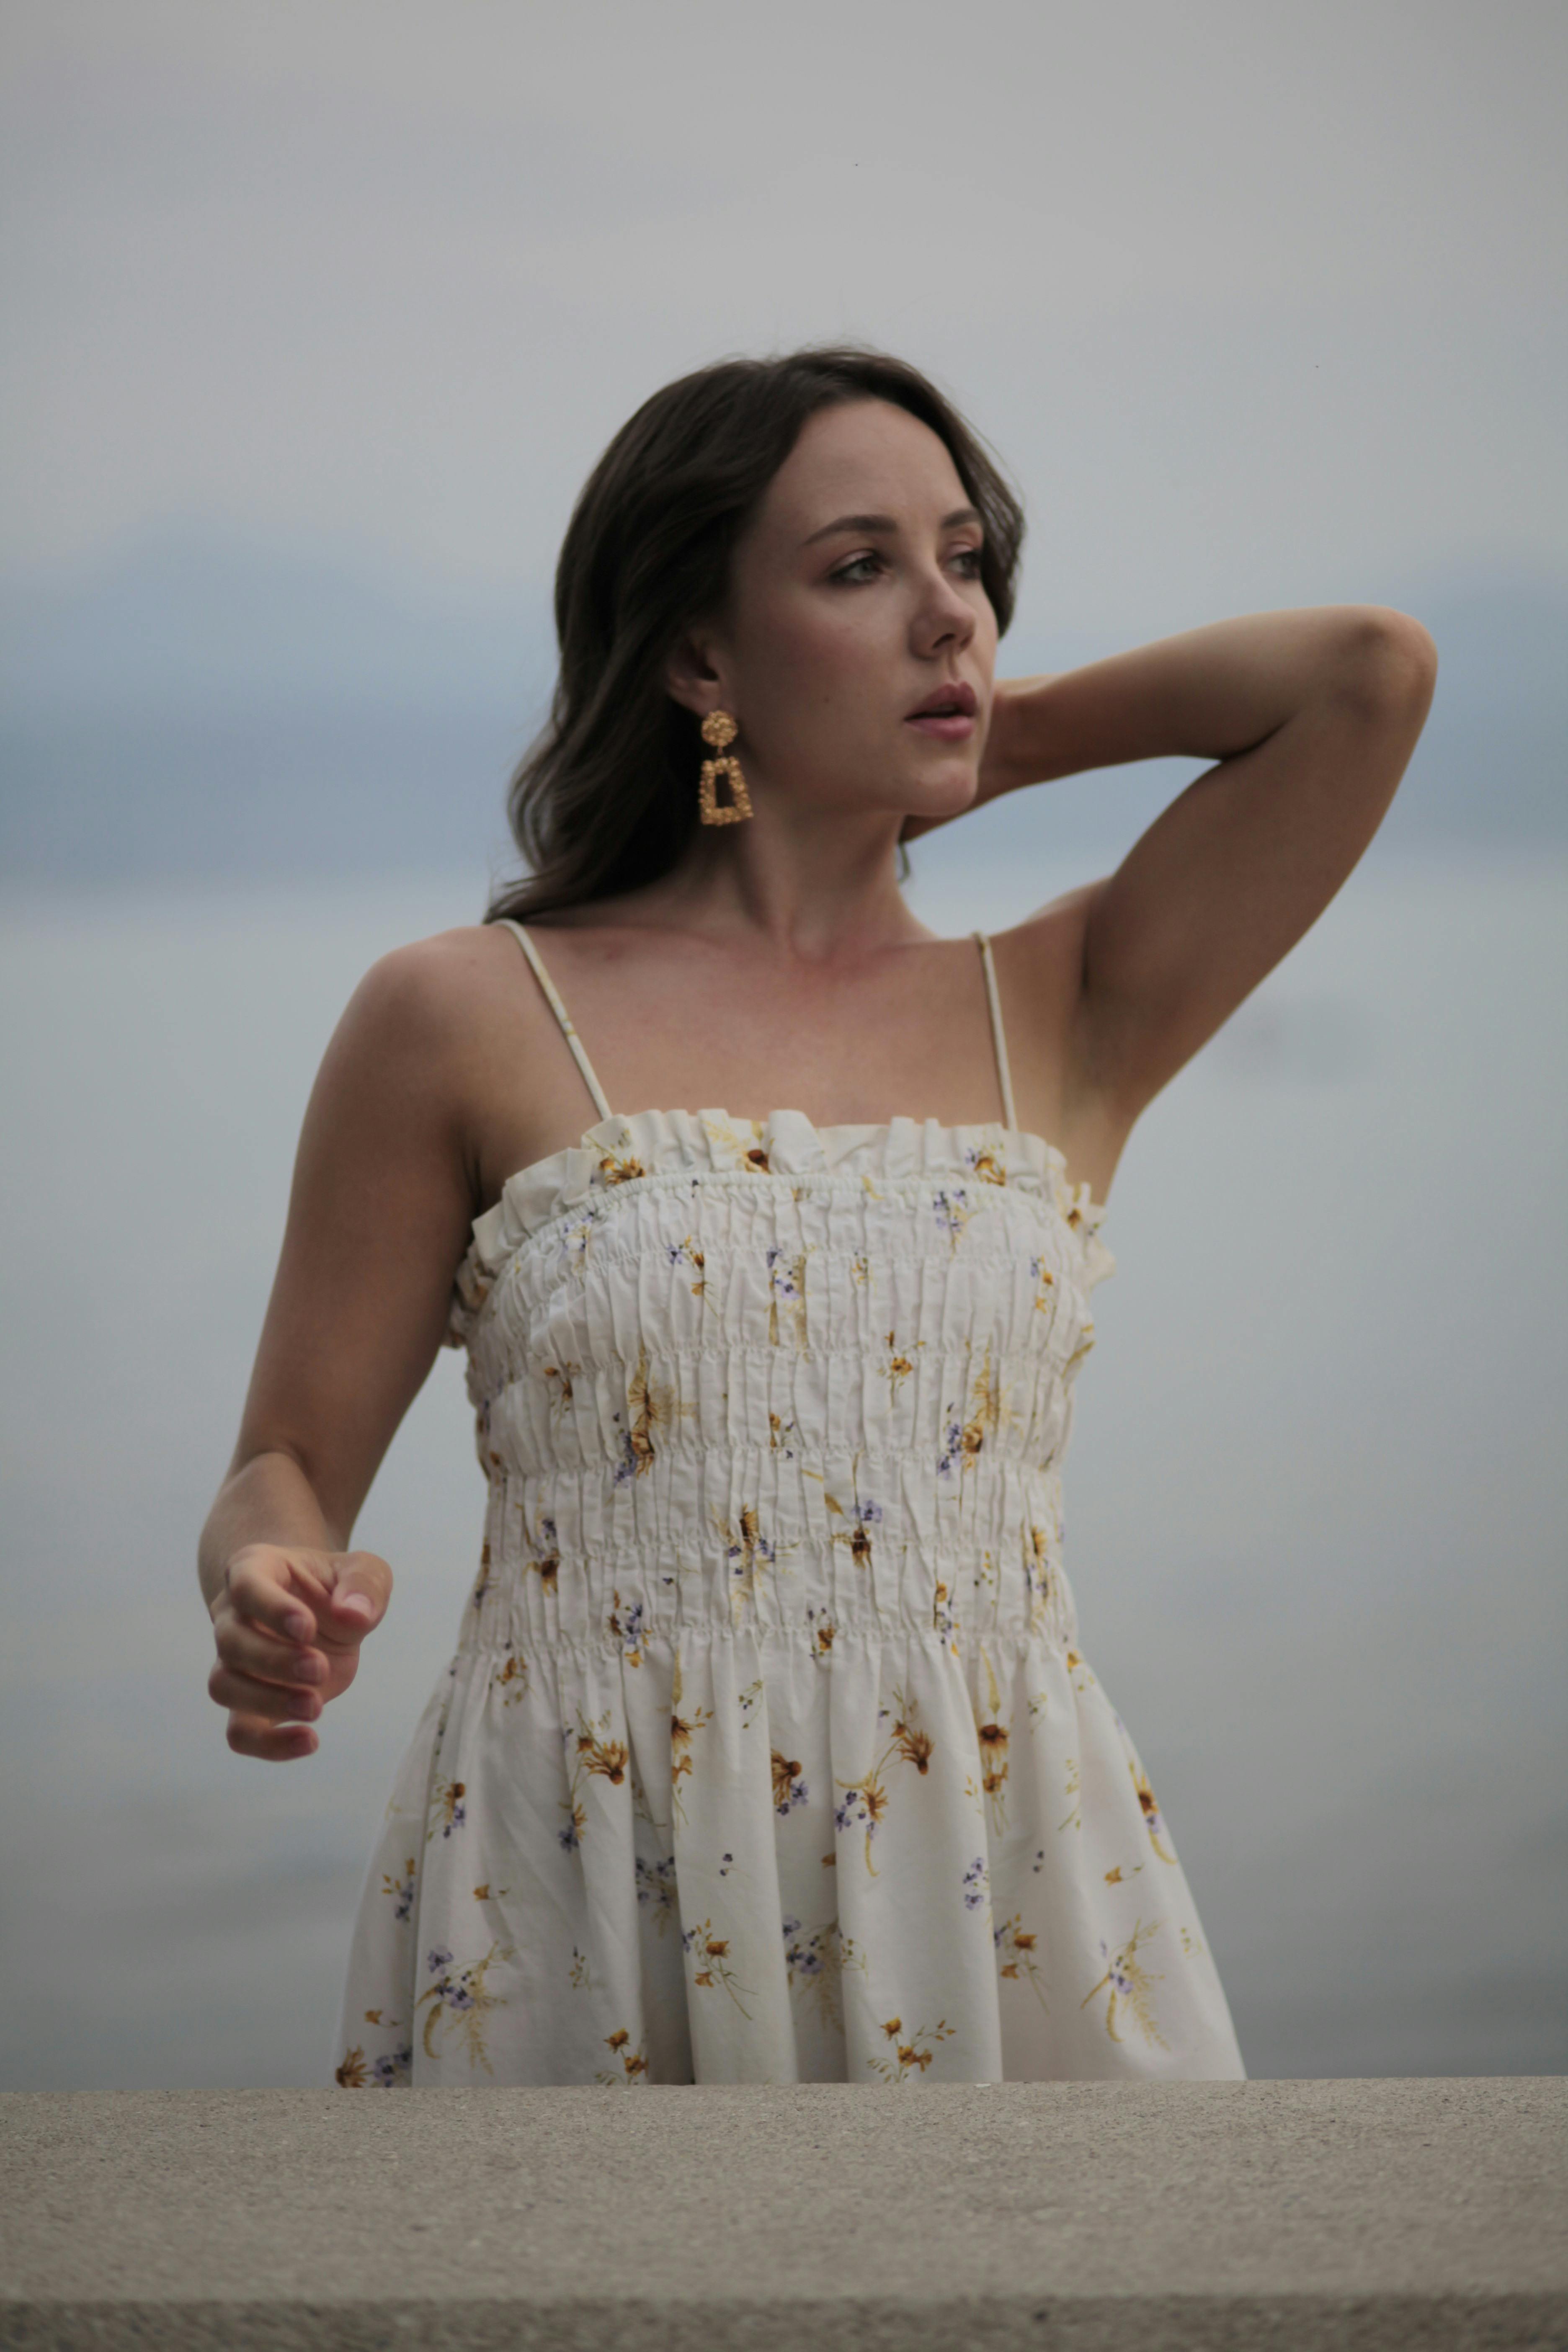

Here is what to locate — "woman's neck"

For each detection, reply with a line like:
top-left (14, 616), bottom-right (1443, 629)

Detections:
top-left (618, 804), bottom-right (934, 963)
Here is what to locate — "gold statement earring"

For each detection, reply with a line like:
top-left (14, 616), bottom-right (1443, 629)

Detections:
top-left (697, 709), bottom-right (753, 825)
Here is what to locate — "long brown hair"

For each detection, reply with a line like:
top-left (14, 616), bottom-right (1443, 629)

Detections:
top-left (486, 346), bottom-right (1025, 924)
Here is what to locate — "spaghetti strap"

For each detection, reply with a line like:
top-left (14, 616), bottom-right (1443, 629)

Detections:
top-left (973, 930), bottom-right (1018, 1132)
top-left (498, 919), bottom-right (614, 1123)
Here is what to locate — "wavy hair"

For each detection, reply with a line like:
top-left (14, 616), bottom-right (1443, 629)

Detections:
top-left (487, 346), bottom-right (1024, 923)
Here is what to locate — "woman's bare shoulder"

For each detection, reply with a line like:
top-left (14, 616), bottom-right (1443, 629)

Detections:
top-left (344, 920), bottom-right (521, 1024)
top-left (320, 923), bottom-right (531, 1110)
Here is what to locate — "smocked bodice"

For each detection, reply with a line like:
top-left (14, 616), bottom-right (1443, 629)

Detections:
top-left (445, 1108), bottom-right (1114, 1664)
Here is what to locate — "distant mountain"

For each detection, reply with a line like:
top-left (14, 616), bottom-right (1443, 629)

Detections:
top-left (1, 531), bottom-right (1563, 880)
top-left (0, 528), bottom-right (549, 717)
top-left (0, 529), bottom-right (552, 882)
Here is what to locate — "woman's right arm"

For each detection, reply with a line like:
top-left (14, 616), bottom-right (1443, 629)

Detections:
top-left (200, 936), bottom-right (487, 1762)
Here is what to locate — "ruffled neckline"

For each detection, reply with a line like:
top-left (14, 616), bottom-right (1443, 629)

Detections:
top-left (453, 1108), bottom-right (1113, 1324)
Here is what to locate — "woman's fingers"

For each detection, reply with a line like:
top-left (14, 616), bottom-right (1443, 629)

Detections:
top-left (213, 1608), bottom-right (320, 1678)
top-left (209, 1544), bottom-right (394, 1759)
top-left (209, 1661), bottom-right (323, 1724)
top-left (223, 1545), bottom-right (327, 1644)
top-left (322, 1551), bottom-right (394, 1641)
top-left (214, 1612), bottom-right (326, 1688)
top-left (225, 1709), bottom-right (320, 1763)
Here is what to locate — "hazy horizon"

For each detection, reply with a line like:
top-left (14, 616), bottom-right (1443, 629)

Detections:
top-left (3, 854), bottom-right (1563, 2088)
top-left (3, 531), bottom-right (1565, 885)
top-left (5, 2), bottom-right (1565, 889)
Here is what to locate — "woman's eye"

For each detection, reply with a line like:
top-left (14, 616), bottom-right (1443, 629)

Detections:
top-left (951, 546), bottom-right (984, 576)
top-left (831, 554), bottom-right (883, 584)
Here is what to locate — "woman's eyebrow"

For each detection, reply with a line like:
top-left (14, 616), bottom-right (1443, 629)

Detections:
top-left (803, 505), bottom-right (982, 548)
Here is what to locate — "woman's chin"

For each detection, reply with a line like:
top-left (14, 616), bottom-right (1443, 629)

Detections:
top-left (903, 766), bottom-right (982, 823)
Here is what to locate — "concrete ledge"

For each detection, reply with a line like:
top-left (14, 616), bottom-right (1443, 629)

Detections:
top-left (3, 2080), bottom-right (1564, 2351)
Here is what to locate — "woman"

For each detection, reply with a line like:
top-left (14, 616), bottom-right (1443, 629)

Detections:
top-left (200, 348), bottom-right (1435, 2089)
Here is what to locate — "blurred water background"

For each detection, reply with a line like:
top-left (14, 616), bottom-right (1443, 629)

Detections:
top-left (3, 836), bottom-right (1564, 2088)
top-left (2, 0), bottom-right (1565, 2086)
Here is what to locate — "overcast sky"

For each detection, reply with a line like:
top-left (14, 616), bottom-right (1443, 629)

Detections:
top-left (4, 0), bottom-right (1565, 652)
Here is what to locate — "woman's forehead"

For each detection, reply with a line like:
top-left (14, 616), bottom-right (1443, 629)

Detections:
top-left (758, 401), bottom-right (969, 540)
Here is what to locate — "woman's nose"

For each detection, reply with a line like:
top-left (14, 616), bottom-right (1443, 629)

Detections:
top-left (911, 566), bottom-right (977, 656)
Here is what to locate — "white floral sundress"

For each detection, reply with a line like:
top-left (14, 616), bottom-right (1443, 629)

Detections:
top-left (333, 924), bottom-right (1246, 2089)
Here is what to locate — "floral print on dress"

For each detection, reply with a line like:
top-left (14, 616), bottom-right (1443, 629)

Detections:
top-left (635, 1852), bottom-right (679, 1928)
top-left (557, 1707), bottom-right (629, 1849)
top-left (520, 1509), bottom-right (560, 1594)
top-left (931, 1580), bottom-right (959, 1651)
top-left (338, 1106), bottom-right (1245, 2091)
top-left (1023, 1522), bottom-right (1055, 1626)
top-left (596, 1145), bottom-right (647, 1187)
top-left (885, 1331), bottom-right (921, 1398)
top-left (713, 1505), bottom-right (793, 1620)
top-left (771, 1750), bottom-right (809, 1815)
top-left (596, 2027), bottom-right (650, 2084)
top-left (607, 1591), bottom-right (646, 1667)
top-left (613, 1346), bottom-right (690, 1485)
top-left (782, 1917), bottom-right (867, 2027)
top-left (834, 1687), bottom-right (935, 1874)
top-left (382, 1857), bottom-right (416, 1922)
top-left (995, 1914), bottom-right (1048, 2008)
top-left (665, 1235), bottom-right (710, 1307)
top-left (960, 1854), bottom-right (990, 1913)
top-left (670, 1658), bottom-right (714, 1825)
top-left (961, 1345), bottom-right (1016, 1472)
top-left (485, 1641), bottom-right (526, 1703)
top-left (823, 1457), bottom-right (882, 1571)
top-left (700, 1114), bottom-right (772, 1173)
top-left (766, 1245), bottom-right (810, 1349)
top-left (868, 2015), bottom-right (957, 2082)
top-left (1128, 1759), bottom-right (1177, 1861)
top-left (427, 1778), bottom-right (466, 1842)
top-left (682, 1919), bottom-right (754, 2017)
top-left (1082, 1919), bottom-right (1168, 2050)
top-left (559, 1205), bottom-right (604, 1277)
top-left (974, 1653), bottom-right (1011, 1832)
top-left (931, 1186), bottom-right (973, 1254)
top-left (964, 1142), bottom-right (1007, 1185)
top-left (335, 2036), bottom-right (412, 2088)
top-left (415, 1941), bottom-right (512, 2074)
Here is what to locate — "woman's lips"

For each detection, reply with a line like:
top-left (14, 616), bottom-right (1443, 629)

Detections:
top-left (904, 680), bottom-right (978, 740)
top-left (905, 710), bottom-right (976, 740)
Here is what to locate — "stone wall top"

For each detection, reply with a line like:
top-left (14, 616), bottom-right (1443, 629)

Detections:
top-left (2, 2079), bottom-right (1564, 2349)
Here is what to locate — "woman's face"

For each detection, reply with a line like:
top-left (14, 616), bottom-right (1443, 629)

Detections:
top-left (686, 397), bottom-right (999, 827)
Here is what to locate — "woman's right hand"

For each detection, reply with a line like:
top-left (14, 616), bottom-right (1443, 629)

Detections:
top-left (208, 1543), bottom-right (393, 1762)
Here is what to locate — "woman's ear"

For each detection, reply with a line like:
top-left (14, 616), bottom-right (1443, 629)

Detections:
top-left (665, 629), bottom-right (726, 721)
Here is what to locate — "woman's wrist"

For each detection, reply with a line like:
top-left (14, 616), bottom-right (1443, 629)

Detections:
top-left (897, 675), bottom-right (1061, 842)
top-left (199, 1452), bottom-right (338, 1617)
top-left (980, 673), bottom-right (1063, 800)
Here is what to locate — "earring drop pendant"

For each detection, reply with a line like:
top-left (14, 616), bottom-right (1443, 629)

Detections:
top-left (697, 709), bottom-right (753, 825)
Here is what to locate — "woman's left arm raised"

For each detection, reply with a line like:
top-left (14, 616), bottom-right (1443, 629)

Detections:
top-left (978, 607), bottom-right (1437, 1116)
